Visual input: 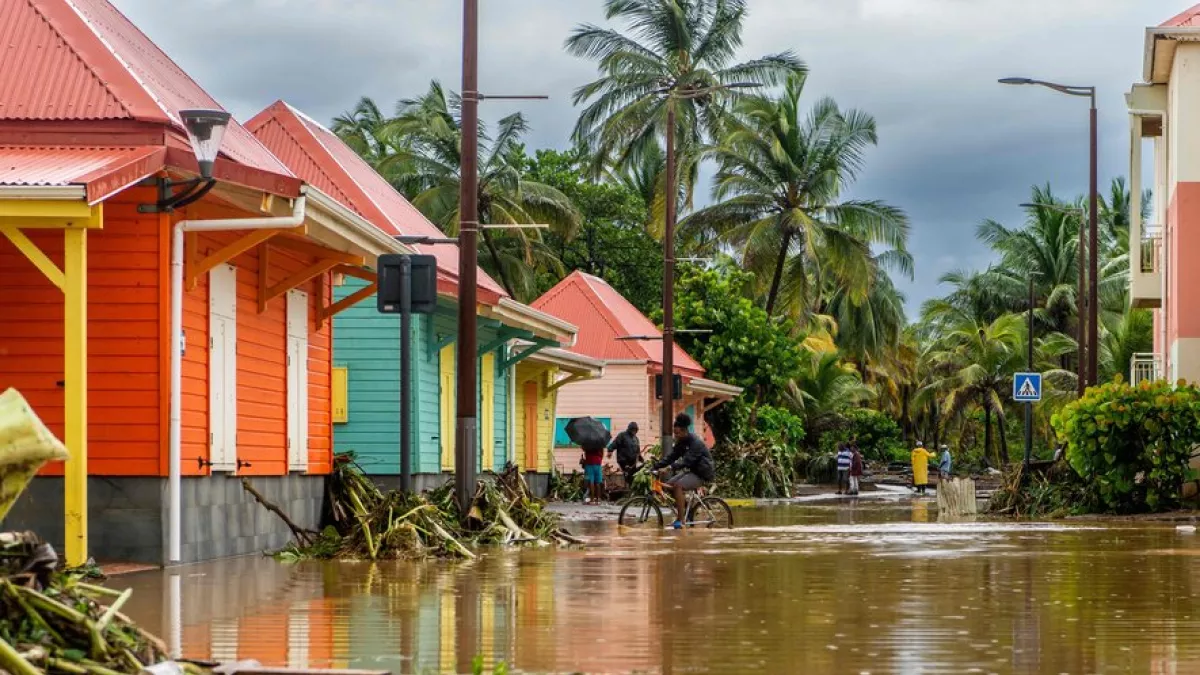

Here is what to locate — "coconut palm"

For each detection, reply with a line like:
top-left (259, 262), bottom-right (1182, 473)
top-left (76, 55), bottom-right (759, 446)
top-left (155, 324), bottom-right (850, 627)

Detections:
top-left (926, 314), bottom-right (1028, 467)
top-left (975, 186), bottom-right (1083, 338)
top-left (331, 97), bottom-right (395, 166)
top-left (825, 261), bottom-right (908, 370)
top-left (682, 73), bottom-right (910, 317)
top-left (566, 0), bottom-right (804, 197)
top-left (786, 350), bottom-right (873, 437)
top-left (363, 81), bottom-right (581, 301)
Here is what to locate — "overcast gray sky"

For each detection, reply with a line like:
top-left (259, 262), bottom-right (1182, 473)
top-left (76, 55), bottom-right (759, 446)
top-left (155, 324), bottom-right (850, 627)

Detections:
top-left (113, 0), bottom-right (1184, 316)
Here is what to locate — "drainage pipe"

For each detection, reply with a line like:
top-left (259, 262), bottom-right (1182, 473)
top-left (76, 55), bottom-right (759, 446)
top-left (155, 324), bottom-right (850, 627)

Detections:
top-left (168, 196), bottom-right (307, 563)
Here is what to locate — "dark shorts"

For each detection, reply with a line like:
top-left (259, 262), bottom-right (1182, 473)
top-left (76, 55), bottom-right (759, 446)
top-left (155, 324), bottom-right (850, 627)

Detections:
top-left (585, 464), bottom-right (604, 484)
top-left (666, 472), bottom-right (705, 491)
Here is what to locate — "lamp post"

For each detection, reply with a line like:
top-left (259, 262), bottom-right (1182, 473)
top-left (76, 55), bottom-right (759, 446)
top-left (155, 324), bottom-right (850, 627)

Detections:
top-left (654, 83), bottom-right (757, 453)
top-left (1019, 201), bottom-right (1087, 397)
top-left (1002, 78), bottom-right (1098, 391)
top-left (1024, 272), bottom-right (1040, 466)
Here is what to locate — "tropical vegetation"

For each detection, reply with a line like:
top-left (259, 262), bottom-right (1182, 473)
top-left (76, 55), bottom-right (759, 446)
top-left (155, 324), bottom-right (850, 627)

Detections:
top-left (330, 0), bottom-right (1162, 505)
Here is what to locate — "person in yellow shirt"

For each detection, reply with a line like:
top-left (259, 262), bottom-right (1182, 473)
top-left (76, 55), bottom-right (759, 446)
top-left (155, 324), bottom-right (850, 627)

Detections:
top-left (911, 441), bottom-right (936, 495)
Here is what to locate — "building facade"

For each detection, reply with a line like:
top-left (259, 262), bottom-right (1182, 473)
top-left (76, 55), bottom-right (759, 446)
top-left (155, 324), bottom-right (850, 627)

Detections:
top-left (1127, 4), bottom-right (1200, 384)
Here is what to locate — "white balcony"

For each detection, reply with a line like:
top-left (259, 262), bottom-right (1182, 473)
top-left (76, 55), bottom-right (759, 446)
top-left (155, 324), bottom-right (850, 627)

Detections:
top-left (1130, 352), bottom-right (1162, 386)
top-left (1128, 86), bottom-right (1164, 309)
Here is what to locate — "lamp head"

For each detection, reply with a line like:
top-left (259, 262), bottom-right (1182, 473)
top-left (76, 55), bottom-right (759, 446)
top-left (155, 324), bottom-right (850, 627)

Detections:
top-left (179, 109), bottom-right (231, 180)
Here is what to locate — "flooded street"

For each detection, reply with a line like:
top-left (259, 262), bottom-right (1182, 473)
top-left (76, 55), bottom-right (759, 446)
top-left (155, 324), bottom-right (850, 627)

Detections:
top-left (119, 500), bottom-right (1200, 674)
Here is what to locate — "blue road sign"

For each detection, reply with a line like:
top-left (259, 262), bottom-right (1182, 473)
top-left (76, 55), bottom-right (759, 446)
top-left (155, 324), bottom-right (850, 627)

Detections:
top-left (1013, 372), bottom-right (1043, 402)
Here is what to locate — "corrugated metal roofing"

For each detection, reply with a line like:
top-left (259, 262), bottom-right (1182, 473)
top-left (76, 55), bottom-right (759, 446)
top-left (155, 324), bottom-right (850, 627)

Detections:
top-left (246, 100), bottom-right (507, 299)
top-left (0, 0), bottom-right (291, 177)
top-left (532, 271), bottom-right (705, 375)
top-left (0, 1), bottom-right (129, 120)
top-left (0, 144), bottom-right (159, 190)
top-left (1163, 4), bottom-right (1200, 26)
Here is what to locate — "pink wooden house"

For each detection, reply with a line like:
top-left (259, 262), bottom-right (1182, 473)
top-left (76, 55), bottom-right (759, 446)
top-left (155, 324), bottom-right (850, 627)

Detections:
top-left (531, 272), bottom-right (741, 470)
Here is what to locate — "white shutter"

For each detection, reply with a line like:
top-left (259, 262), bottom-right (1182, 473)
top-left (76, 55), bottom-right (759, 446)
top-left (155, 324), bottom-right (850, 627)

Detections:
top-left (287, 290), bottom-right (309, 471)
top-left (209, 264), bottom-right (238, 472)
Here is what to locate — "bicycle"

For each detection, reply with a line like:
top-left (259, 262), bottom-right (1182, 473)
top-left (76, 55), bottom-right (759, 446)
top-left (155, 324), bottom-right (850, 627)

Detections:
top-left (618, 470), bottom-right (733, 530)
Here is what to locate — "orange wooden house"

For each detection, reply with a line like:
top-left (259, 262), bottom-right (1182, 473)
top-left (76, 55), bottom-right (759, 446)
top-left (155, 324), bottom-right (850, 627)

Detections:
top-left (0, 0), bottom-right (401, 565)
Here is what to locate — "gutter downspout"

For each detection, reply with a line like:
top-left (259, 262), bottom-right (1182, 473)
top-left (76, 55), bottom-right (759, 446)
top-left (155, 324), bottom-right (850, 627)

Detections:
top-left (168, 196), bottom-right (307, 564)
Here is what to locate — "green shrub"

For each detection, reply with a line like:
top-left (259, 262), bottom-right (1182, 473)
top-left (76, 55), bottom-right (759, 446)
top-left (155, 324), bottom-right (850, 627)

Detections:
top-left (728, 401), bottom-right (806, 447)
top-left (1052, 379), bottom-right (1200, 513)
top-left (714, 403), bottom-right (807, 497)
top-left (818, 409), bottom-right (904, 461)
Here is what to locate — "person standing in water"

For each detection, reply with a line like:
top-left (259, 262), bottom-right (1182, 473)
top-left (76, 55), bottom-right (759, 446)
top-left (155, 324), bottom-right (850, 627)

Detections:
top-left (607, 422), bottom-right (641, 487)
top-left (938, 444), bottom-right (952, 481)
top-left (835, 443), bottom-right (853, 495)
top-left (911, 441), bottom-right (936, 495)
top-left (848, 443), bottom-right (864, 495)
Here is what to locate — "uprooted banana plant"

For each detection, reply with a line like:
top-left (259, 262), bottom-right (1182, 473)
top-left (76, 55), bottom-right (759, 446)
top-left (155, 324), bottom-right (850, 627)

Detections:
top-left (263, 454), bottom-right (583, 562)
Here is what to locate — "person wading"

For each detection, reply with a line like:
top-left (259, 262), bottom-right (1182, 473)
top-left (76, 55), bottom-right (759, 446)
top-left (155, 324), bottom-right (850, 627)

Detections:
top-left (849, 443), bottom-right (864, 496)
top-left (836, 443), bottom-right (853, 495)
top-left (911, 441), bottom-right (936, 495)
top-left (607, 422), bottom-right (641, 488)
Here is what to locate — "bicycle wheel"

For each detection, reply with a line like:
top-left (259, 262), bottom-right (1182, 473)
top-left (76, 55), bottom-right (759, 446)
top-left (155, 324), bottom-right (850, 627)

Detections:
top-left (618, 496), bottom-right (664, 529)
top-left (686, 496), bottom-right (734, 529)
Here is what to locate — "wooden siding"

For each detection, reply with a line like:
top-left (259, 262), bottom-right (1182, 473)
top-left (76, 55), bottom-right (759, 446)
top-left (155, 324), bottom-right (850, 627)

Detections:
top-left (178, 203), bottom-right (333, 477)
top-left (552, 363), bottom-right (650, 472)
top-left (0, 186), bottom-right (162, 475)
top-left (514, 362), bottom-right (558, 472)
top-left (332, 283), bottom-right (512, 474)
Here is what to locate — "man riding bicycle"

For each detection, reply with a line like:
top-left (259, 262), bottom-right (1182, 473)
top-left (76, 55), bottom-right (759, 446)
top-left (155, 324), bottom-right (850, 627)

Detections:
top-left (652, 413), bottom-right (715, 529)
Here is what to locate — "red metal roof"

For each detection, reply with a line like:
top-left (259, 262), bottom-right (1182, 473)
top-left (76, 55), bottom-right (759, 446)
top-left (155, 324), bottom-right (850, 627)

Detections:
top-left (0, 144), bottom-right (164, 202)
top-left (0, 0), bottom-right (291, 177)
top-left (532, 271), bottom-right (705, 375)
top-left (1162, 4), bottom-right (1200, 26)
top-left (246, 101), bottom-right (508, 301)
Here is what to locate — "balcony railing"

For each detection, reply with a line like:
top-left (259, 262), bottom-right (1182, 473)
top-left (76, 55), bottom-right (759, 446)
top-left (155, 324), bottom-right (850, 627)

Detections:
top-left (1130, 352), bottom-right (1162, 386)
top-left (1141, 225), bottom-right (1162, 274)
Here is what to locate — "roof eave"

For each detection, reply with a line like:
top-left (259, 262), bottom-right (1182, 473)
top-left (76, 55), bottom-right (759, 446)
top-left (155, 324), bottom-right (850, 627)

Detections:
top-left (303, 186), bottom-right (407, 263)
top-left (484, 298), bottom-right (578, 344)
top-left (1144, 27), bottom-right (1200, 83)
top-left (686, 378), bottom-right (743, 399)
top-left (0, 185), bottom-right (87, 200)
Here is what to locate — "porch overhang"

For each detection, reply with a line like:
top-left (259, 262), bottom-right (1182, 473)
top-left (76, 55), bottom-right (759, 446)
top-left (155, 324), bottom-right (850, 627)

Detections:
top-left (482, 298), bottom-right (578, 345)
top-left (520, 343), bottom-right (605, 379)
top-left (685, 377), bottom-right (743, 401)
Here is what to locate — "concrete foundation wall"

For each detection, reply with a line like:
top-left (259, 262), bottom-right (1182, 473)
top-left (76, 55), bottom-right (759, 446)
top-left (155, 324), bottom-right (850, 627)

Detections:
top-left (6, 475), bottom-right (324, 566)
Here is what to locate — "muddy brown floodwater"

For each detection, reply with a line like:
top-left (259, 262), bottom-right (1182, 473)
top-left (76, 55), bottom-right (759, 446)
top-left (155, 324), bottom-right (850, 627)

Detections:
top-left (118, 499), bottom-right (1200, 674)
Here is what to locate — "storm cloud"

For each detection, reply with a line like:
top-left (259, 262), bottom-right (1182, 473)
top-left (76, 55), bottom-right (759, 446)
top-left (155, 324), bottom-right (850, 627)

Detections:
top-left (112, 0), bottom-right (1185, 315)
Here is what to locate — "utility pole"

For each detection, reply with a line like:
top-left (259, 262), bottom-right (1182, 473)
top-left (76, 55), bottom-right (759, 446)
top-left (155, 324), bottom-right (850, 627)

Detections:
top-left (456, 0), bottom-right (480, 513)
top-left (660, 100), bottom-right (677, 453)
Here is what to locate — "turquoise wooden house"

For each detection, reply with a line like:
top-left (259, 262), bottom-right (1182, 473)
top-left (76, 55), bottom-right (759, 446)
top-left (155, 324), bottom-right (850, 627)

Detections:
top-left (248, 102), bottom-right (576, 483)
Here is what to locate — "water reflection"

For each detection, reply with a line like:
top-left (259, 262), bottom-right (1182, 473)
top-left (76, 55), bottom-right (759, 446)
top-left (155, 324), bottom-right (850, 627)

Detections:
top-left (119, 503), bottom-right (1200, 674)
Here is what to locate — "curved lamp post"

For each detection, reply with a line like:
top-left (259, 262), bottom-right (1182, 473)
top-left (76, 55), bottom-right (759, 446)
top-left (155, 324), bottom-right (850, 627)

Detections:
top-left (1002, 78), bottom-right (1098, 393)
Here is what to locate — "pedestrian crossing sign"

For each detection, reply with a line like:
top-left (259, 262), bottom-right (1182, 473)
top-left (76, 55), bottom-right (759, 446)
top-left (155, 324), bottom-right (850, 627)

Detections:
top-left (1013, 372), bottom-right (1042, 402)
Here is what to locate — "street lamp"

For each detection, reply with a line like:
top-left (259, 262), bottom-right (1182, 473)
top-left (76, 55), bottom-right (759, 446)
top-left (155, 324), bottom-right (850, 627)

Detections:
top-left (652, 81), bottom-right (759, 452)
top-left (1019, 201), bottom-right (1087, 397)
top-left (179, 109), bottom-right (232, 180)
top-left (1002, 77), bottom-right (1098, 391)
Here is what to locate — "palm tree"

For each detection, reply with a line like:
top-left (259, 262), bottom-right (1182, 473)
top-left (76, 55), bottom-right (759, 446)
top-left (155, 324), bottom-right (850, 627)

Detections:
top-left (331, 97), bottom-right (394, 165)
top-left (357, 82), bottom-right (581, 301)
top-left (927, 314), bottom-right (1028, 467)
top-left (976, 186), bottom-right (1083, 340)
top-left (566, 0), bottom-right (804, 193)
top-left (682, 73), bottom-right (911, 317)
top-left (920, 268), bottom-right (1011, 331)
top-left (926, 313), bottom-right (1074, 467)
top-left (825, 261), bottom-right (908, 371)
top-left (1099, 309), bottom-right (1154, 383)
top-left (786, 350), bottom-right (873, 438)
